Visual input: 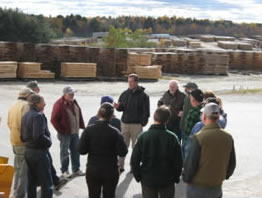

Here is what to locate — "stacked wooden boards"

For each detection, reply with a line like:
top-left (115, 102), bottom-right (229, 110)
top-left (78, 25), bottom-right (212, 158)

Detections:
top-left (17, 62), bottom-right (55, 79)
top-left (0, 61), bottom-right (17, 78)
top-left (60, 62), bottom-right (97, 78)
top-left (151, 50), bottom-right (229, 75)
top-left (130, 65), bottom-right (162, 79)
top-left (125, 53), bottom-right (162, 80)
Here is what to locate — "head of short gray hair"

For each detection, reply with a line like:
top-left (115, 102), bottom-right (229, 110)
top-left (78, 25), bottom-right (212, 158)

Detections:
top-left (26, 81), bottom-right (39, 89)
top-left (28, 94), bottom-right (43, 107)
top-left (169, 80), bottom-right (179, 87)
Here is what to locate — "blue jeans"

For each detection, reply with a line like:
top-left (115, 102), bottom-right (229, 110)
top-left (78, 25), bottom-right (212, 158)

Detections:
top-left (186, 185), bottom-right (222, 198)
top-left (25, 148), bottom-right (53, 198)
top-left (58, 133), bottom-right (80, 173)
top-left (12, 146), bottom-right (27, 198)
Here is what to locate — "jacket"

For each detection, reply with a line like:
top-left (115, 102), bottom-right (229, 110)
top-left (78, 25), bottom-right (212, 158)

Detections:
top-left (88, 115), bottom-right (121, 132)
top-left (131, 124), bottom-right (183, 187)
top-left (51, 96), bottom-right (85, 134)
top-left (117, 86), bottom-right (150, 126)
top-left (7, 97), bottom-right (30, 146)
top-left (78, 120), bottom-right (128, 168)
top-left (183, 123), bottom-right (236, 187)
top-left (158, 90), bottom-right (185, 131)
top-left (180, 95), bottom-right (192, 132)
top-left (21, 107), bottom-right (52, 150)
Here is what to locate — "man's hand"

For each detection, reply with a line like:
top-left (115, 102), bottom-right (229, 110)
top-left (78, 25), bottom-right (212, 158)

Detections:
top-left (113, 102), bottom-right (120, 109)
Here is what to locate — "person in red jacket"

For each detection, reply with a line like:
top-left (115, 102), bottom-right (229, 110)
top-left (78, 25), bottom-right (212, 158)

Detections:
top-left (51, 86), bottom-right (85, 178)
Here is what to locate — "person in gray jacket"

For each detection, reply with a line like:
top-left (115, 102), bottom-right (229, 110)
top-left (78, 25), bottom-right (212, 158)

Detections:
top-left (21, 94), bottom-right (53, 198)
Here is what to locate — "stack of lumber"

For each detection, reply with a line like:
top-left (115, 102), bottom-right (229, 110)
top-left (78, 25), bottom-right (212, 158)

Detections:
top-left (60, 62), bottom-right (97, 78)
top-left (238, 43), bottom-right (253, 50)
top-left (128, 48), bottom-right (156, 53)
top-left (0, 42), bottom-right (17, 61)
top-left (214, 36), bottom-right (235, 41)
top-left (17, 62), bottom-right (55, 79)
top-left (201, 51), bottom-right (229, 74)
top-left (200, 35), bottom-right (215, 42)
top-left (172, 39), bottom-right (187, 47)
top-left (115, 49), bottom-right (129, 76)
top-left (97, 48), bottom-right (116, 76)
top-left (0, 61), bottom-right (17, 78)
top-left (21, 43), bottom-right (36, 61)
top-left (130, 65), bottom-right (162, 79)
top-left (218, 41), bottom-right (238, 50)
top-left (189, 41), bottom-right (201, 48)
top-left (127, 53), bottom-right (152, 66)
top-left (253, 52), bottom-right (262, 71)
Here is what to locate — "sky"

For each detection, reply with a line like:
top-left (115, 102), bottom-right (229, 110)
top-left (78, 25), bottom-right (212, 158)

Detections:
top-left (1, 0), bottom-right (262, 23)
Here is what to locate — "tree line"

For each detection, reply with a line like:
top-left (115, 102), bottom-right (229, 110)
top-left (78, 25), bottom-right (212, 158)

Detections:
top-left (1, 7), bottom-right (262, 43)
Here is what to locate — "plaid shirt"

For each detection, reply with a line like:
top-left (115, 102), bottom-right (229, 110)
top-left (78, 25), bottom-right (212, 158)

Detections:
top-left (183, 105), bottom-right (202, 150)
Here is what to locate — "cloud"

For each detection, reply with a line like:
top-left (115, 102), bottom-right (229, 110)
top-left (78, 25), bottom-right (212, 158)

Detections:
top-left (0, 0), bottom-right (261, 23)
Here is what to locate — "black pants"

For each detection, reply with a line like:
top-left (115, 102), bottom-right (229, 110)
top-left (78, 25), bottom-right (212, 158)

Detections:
top-left (86, 166), bottom-right (119, 198)
top-left (47, 151), bottom-right (60, 185)
top-left (142, 184), bottom-right (175, 198)
top-left (25, 149), bottom-right (53, 198)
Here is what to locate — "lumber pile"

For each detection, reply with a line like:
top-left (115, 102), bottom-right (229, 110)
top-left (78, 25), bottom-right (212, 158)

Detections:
top-left (130, 65), bottom-right (162, 80)
top-left (214, 36), bottom-right (235, 41)
top-left (127, 53), bottom-right (152, 66)
top-left (200, 35), bottom-right (215, 42)
top-left (0, 61), bottom-right (17, 78)
top-left (60, 62), bottom-right (97, 78)
top-left (218, 41), bottom-right (238, 50)
top-left (17, 62), bottom-right (55, 79)
top-left (172, 39), bottom-right (187, 47)
top-left (201, 52), bottom-right (229, 74)
top-left (189, 41), bottom-right (201, 48)
top-left (0, 42), bottom-right (17, 61)
top-left (238, 43), bottom-right (253, 50)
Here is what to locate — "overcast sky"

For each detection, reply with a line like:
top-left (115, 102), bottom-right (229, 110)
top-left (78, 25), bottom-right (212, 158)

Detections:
top-left (1, 0), bottom-right (262, 23)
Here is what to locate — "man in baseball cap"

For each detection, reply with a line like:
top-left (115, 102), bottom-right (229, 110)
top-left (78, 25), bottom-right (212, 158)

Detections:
top-left (183, 102), bottom-right (236, 198)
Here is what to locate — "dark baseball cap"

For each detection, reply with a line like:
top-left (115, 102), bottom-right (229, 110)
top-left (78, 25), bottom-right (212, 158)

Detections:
top-left (183, 82), bottom-right (198, 89)
top-left (101, 96), bottom-right (114, 104)
top-left (190, 89), bottom-right (204, 103)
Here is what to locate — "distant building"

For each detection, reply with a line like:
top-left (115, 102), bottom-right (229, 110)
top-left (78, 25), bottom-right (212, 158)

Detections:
top-left (149, 34), bottom-right (170, 39)
top-left (92, 32), bottom-right (109, 39)
top-left (50, 37), bottom-right (97, 45)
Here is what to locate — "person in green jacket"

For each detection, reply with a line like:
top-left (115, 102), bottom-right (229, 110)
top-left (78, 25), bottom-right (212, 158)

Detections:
top-left (131, 106), bottom-right (183, 198)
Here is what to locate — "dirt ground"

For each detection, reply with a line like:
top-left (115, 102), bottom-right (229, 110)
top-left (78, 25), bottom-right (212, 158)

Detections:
top-left (1, 73), bottom-right (262, 198)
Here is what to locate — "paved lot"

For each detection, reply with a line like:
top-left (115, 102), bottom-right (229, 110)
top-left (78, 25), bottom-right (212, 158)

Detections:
top-left (1, 74), bottom-right (262, 198)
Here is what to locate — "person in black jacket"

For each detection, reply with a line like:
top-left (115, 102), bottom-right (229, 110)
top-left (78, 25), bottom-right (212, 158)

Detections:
top-left (78, 102), bottom-right (128, 198)
top-left (114, 73), bottom-right (150, 172)
top-left (21, 94), bottom-right (53, 198)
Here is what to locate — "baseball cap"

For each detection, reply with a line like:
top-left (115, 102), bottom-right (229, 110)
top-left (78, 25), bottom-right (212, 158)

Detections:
top-left (190, 89), bottom-right (204, 103)
top-left (101, 96), bottom-right (114, 104)
top-left (201, 102), bottom-right (220, 117)
top-left (19, 88), bottom-right (34, 97)
top-left (183, 82), bottom-right (198, 89)
top-left (63, 86), bottom-right (77, 94)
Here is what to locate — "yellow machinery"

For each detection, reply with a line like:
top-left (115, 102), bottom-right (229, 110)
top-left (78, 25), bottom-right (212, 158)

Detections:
top-left (0, 157), bottom-right (14, 198)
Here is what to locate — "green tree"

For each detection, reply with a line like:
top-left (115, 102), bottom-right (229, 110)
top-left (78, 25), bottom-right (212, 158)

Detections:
top-left (0, 8), bottom-right (56, 43)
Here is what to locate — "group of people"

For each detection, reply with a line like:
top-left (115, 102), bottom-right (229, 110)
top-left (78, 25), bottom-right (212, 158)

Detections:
top-left (6, 73), bottom-right (236, 198)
